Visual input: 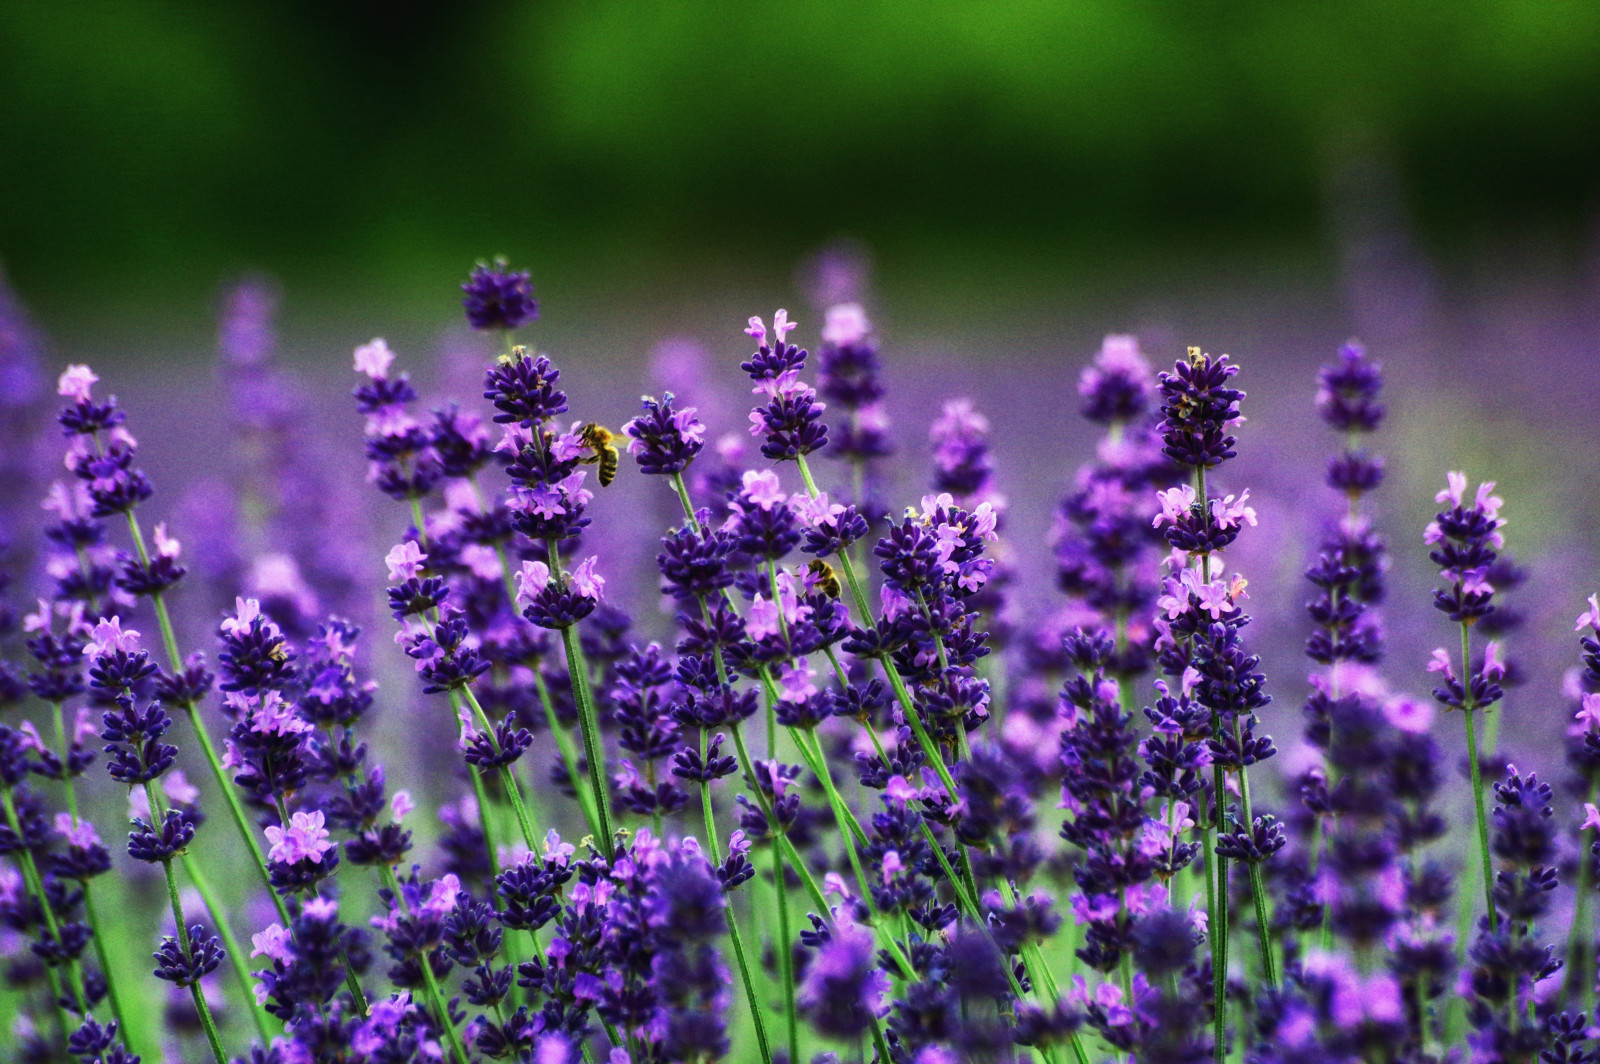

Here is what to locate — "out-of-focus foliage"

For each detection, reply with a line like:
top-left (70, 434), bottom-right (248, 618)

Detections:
top-left (2, 0), bottom-right (1598, 299)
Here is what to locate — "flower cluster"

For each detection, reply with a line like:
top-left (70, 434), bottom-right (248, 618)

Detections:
top-left (3, 260), bottom-right (1600, 1064)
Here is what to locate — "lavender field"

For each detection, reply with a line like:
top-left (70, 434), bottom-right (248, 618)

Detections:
top-left (0, 224), bottom-right (1598, 1064)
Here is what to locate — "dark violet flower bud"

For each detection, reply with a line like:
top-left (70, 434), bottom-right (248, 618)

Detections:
top-left (929, 399), bottom-right (993, 501)
top-left (50, 814), bottom-right (112, 880)
top-left (798, 919), bottom-right (889, 1040)
top-left (153, 925), bottom-right (224, 987)
top-left (1130, 906), bottom-right (1197, 977)
top-left (55, 365), bottom-right (126, 437)
top-left (483, 349), bottom-right (567, 428)
top-left (623, 392), bottom-right (705, 476)
top-left (127, 808), bottom-right (196, 863)
top-left (1315, 341), bottom-right (1384, 432)
top-left (217, 597), bottom-right (296, 696)
top-left (672, 732), bottom-right (738, 783)
top-left (265, 810), bottom-right (339, 895)
top-left (100, 699), bottom-right (178, 785)
top-left (657, 520), bottom-right (736, 601)
top-left (1425, 471), bottom-right (1504, 623)
top-left (461, 258), bottom-right (538, 331)
top-left (430, 404), bottom-right (495, 479)
top-left (1079, 335), bottom-right (1156, 425)
top-left (743, 311), bottom-right (828, 461)
top-left (1156, 348), bottom-right (1244, 470)
top-left (515, 557), bottom-right (603, 630)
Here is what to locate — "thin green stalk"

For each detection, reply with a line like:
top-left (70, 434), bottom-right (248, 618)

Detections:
top-left (146, 782), bottom-right (227, 1064)
top-left (1567, 779), bottom-right (1599, 1009)
top-left (459, 687), bottom-right (546, 869)
top-left (1460, 623), bottom-right (1497, 933)
top-left (532, 671), bottom-right (603, 837)
top-left (47, 703), bottom-right (133, 1043)
top-left (1203, 818), bottom-right (1222, 1064)
top-left (2, 788), bottom-right (91, 1017)
top-left (772, 823), bottom-right (800, 1064)
top-left (377, 864), bottom-right (471, 1064)
top-left (463, 751), bottom-right (503, 880)
top-left (698, 731), bottom-right (774, 1064)
top-left (123, 509), bottom-right (292, 927)
top-left (179, 851), bottom-right (274, 1042)
top-left (1211, 758), bottom-right (1230, 1064)
top-left (557, 620), bottom-right (615, 858)
top-left (1231, 721), bottom-right (1277, 988)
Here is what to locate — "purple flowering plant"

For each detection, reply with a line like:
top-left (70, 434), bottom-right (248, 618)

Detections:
top-left (1, 261), bottom-right (1598, 1064)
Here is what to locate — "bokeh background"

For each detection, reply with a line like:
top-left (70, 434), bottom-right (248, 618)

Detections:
top-left (4, 7), bottom-right (1600, 1043)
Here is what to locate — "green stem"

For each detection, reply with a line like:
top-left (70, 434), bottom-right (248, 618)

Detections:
top-left (458, 687), bottom-right (546, 875)
top-left (699, 732), bottom-right (774, 1064)
top-left (2, 788), bottom-right (91, 1017)
top-left (1456, 619), bottom-right (1498, 945)
top-left (1203, 818), bottom-right (1223, 1064)
top-left (772, 830), bottom-right (800, 1064)
top-left (378, 864), bottom-right (471, 1064)
top-left (1463, 703), bottom-right (1497, 931)
top-left (533, 670), bottom-right (603, 838)
top-left (179, 851), bottom-right (274, 1042)
top-left (152, 837), bottom-right (227, 1064)
top-left (47, 705), bottom-right (135, 1043)
top-left (1211, 757), bottom-right (1230, 1064)
top-left (123, 509), bottom-right (291, 928)
top-left (1231, 724), bottom-right (1276, 988)
top-left (557, 620), bottom-right (615, 858)
top-left (1567, 779), bottom-right (1599, 1009)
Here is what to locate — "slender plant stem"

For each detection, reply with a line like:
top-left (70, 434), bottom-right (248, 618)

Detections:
top-left (124, 509), bottom-right (293, 928)
top-left (698, 730), bottom-right (774, 1064)
top-left (1231, 721), bottom-right (1277, 988)
top-left (2, 787), bottom-right (91, 1017)
top-left (458, 686), bottom-right (547, 880)
top-left (179, 851), bottom-right (275, 1042)
top-left (532, 670), bottom-right (603, 837)
top-left (1567, 779), bottom-right (1599, 1009)
top-left (46, 703), bottom-right (134, 1043)
top-left (377, 863), bottom-right (471, 1064)
top-left (1459, 623), bottom-right (1498, 933)
top-left (145, 782), bottom-right (227, 1064)
top-left (557, 620), bottom-right (614, 858)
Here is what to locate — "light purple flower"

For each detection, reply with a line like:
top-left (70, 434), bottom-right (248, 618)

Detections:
top-left (353, 338), bottom-right (395, 380)
top-left (57, 364), bottom-right (98, 402)
top-left (251, 924), bottom-right (295, 965)
top-left (821, 302), bottom-right (870, 346)
top-left (385, 541), bottom-right (428, 581)
top-left (569, 556), bottom-right (605, 601)
top-left (54, 814), bottom-right (101, 850)
top-left (265, 810), bottom-right (335, 865)
top-left (515, 560), bottom-right (551, 607)
top-left (84, 616), bottom-right (141, 659)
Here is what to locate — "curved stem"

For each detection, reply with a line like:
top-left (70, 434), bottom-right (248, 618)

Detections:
top-left (377, 863), bottom-right (471, 1064)
top-left (557, 620), bottom-right (614, 858)
top-left (153, 847), bottom-right (227, 1064)
top-left (2, 788), bottom-right (90, 1017)
top-left (698, 731), bottom-right (774, 1064)
top-left (122, 507), bottom-right (289, 926)
top-left (179, 851), bottom-right (274, 1042)
top-left (47, 704), bottom-right (134, 1044)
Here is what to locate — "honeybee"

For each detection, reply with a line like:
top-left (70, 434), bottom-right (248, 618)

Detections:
top-left (578, 423), bottom-right (622, 487)
top-left (806, 558), bottom-right (842, 598)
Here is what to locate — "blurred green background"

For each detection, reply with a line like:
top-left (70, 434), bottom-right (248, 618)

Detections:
top-left (4, 0), bottom-right (1600, 334)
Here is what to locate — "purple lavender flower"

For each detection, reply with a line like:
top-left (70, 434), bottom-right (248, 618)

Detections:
top-left (743, 311), bottom-right (828, 461)
top-left (623, 392), bottom-right (705, 476)
top-left (798, 917), bottom-right (888, 1040)
top-left (462, 257), bottom-right (538, 331)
